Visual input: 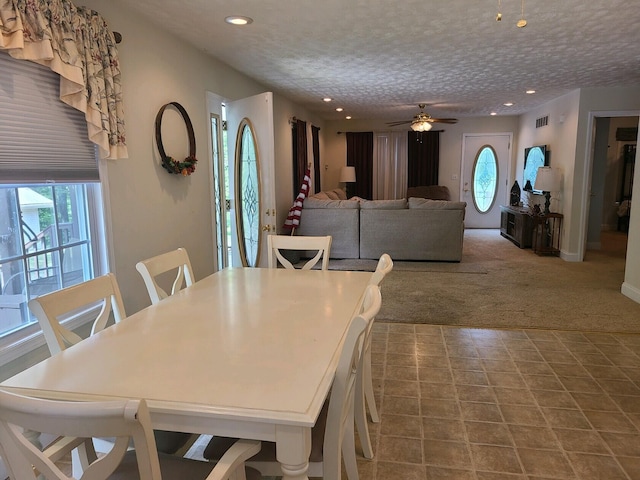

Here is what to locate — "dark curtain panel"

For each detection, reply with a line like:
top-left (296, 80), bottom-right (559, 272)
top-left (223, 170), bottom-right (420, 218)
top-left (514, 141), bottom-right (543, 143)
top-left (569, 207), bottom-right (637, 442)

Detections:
top-left (346, 132), bottom-right (373, 199)
top-left (407, 131), bottom-right (440, 187)
top-left (312, 125), bottom-right (321, 193)
top-left (292, 119), bottom-right (308, 196)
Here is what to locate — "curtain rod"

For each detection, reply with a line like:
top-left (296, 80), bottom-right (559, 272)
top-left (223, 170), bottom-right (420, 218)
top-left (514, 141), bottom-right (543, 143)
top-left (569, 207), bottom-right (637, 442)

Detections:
top-left (336, 130), bottom-right (445, 134)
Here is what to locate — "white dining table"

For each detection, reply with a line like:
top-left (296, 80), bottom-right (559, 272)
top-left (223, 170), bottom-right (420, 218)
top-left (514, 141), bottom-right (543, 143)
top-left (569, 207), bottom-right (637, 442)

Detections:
top-left (1, 267), bottom-right (372, 480)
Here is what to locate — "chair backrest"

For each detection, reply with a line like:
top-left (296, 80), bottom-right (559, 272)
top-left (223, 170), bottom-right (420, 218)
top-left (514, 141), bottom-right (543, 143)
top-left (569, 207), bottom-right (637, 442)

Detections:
top-left (136, 248), bottom-right (195, 304)
top-left (322, 284), bottom-right (382, 480)
top-left (28, 273), bottom-right (126, 355)
top-left (369, 253), bottom-right (393, 287)
top-left (267, 235), bottom-right (332, 270)
top-left (0, 389), bottom-right (160, 480)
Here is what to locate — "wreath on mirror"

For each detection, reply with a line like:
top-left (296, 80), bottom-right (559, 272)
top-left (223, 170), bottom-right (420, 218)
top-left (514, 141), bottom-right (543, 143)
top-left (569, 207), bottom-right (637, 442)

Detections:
top-left (155, 102), bottom-right (197, 176)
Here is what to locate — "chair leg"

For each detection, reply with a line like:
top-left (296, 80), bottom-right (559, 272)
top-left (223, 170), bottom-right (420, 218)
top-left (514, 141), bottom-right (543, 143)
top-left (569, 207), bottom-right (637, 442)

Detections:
top-left (354, 390), bottom-right (374, 459)
top-left (355, 364), bottom-right (374, 460)
top-left (363, 350), bottom-right (379, 423)
top-left (342, 411), bottom-right (359, 480)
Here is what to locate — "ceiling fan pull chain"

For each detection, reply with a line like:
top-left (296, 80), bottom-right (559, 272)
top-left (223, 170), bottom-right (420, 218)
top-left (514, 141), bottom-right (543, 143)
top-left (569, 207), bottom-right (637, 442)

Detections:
top-left (517, 0), bottom-right (527, 27)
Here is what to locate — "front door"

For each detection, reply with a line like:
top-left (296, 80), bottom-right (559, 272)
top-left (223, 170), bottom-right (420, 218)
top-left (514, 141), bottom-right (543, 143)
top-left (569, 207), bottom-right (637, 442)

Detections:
top-left (225, 92), bottom-right (276, 267)
top-left (461, 133), bottom-right (512, 228)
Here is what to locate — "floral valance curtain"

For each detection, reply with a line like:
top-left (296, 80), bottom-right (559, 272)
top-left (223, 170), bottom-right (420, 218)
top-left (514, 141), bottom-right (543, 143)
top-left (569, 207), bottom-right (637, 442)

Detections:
top-left (0, 0), bottom-right (127, 159)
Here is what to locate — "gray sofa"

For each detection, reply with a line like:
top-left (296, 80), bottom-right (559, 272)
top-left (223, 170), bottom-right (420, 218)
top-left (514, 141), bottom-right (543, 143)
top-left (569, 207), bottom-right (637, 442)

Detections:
top-left (295, 196), bottom-right (466, 261)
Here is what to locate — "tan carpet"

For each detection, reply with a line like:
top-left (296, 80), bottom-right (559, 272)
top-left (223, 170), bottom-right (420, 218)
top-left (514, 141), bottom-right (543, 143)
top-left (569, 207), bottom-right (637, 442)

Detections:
top-left (378, 229), bottom-right (640, 333)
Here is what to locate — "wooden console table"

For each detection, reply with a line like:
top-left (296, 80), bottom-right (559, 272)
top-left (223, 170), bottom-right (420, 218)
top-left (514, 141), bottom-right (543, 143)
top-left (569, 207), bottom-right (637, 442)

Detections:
top-left (532, 213), bottom-right (563, 256)
top-left (500, 205), bottom-right (533, 248)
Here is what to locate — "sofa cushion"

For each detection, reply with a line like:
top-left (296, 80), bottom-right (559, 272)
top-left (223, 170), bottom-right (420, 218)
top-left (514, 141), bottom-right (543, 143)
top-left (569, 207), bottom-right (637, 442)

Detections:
top-left (406, 185), bottom-right (451, 201)
top-left (359, 208), bottom-right (465, 261)
top-left (409, 197), bottom-right (466, 210)
top-left (304, 198), bottom-right (360, 209)
top-left (296, 208), bottom-right (360, 259)
top-left (359, 198), bottom-right (407, 210)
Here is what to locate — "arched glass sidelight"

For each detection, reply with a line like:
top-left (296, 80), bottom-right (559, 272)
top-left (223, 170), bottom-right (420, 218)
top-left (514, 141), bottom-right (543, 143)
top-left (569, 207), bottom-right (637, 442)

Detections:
top-left (235, 119), bottom-right (261, 267)
top-left (472, 145), bottom-right (498, 213)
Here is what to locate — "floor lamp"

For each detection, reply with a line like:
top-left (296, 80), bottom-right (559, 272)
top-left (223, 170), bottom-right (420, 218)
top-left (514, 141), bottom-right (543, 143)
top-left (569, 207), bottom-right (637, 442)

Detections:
top-left (340, 166), bottom-right (356, 199)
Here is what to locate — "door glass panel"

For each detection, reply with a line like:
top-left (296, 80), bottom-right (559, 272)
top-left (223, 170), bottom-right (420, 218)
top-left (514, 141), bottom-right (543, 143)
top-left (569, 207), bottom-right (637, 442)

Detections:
top-left (235, 119), bottom-right (260, 267)
top-left (472, 146), bottom-right (498, 213)
top-left (211, 114), bottom-right (225, 270)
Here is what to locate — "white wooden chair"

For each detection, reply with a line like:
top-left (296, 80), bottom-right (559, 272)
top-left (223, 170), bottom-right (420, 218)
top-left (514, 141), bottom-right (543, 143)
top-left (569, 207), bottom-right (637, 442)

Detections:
top-left (203, 284), bottom-right (382, 480)
top-left (136, 248), bottom-right (195, 304)
top-left (27, 274), bottom-right (191, 457)
top-left (355, 253), bottom-right (393, 459)
top-left (0, 389), bottom-right (262, 480)
top-left (27, 273), bottom-right (125, 356)
top-left (267, 235), bottom-right (332, 270)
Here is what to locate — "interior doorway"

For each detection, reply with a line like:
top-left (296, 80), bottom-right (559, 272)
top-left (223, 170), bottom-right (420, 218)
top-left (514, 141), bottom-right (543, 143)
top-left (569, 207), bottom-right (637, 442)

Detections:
top-left (586, 114), bottom-right (638, 259)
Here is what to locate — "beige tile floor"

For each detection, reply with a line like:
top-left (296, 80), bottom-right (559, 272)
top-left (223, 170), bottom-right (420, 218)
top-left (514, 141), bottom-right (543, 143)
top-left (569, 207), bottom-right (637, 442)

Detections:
top-left (357, 321), bottom-right (640, 480)
top-left (50, 319), bottom-right (640, 480)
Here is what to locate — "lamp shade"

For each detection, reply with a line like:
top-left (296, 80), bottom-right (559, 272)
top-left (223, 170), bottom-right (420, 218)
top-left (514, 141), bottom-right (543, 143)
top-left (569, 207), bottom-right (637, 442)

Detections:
top-left (534, 167), bottom-right (561, 192)
top-left (340, 166), bottom-right (356, 183)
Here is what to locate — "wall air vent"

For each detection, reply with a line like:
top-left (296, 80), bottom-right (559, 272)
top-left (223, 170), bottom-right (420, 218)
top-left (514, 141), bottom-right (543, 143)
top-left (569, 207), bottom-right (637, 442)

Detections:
top-left (536, 115), bottom-right (549, 128)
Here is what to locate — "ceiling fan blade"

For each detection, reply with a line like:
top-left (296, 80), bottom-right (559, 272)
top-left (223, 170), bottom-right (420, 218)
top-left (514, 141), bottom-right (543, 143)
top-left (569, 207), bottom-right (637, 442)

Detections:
top-left (429, 118), bottom-right (458, 124)
top-left (386, 120), bottom-right (412, 126)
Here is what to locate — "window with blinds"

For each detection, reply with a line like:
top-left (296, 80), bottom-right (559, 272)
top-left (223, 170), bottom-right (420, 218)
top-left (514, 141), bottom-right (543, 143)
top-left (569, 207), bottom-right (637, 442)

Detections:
top-left (0, 51), bottom-right (107, 363)
top-left (0, 52), bottom-right (98, 183)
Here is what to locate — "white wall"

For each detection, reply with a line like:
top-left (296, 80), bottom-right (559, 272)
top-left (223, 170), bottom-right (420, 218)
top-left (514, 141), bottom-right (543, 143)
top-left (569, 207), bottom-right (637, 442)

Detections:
top-left (622, 139), bottom-right (640, 303)
top-left (517, 90), bottom-right (581, 257)
top-left (81, 0), bottom-right (324, 313)
top-left (272, 96), bottom-right (325, 234)
top-left (323, 116), bottom-right (520, 201)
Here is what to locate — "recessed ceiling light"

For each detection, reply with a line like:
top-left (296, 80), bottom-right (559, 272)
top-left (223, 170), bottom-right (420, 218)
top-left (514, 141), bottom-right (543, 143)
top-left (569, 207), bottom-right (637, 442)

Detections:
top-left (225, 16), bottom-right (253, 25)
top-left (323, 98), bottom-right (332, 102)
top-left (336, 107), bottom-right (343, 112)
top-left (503, 102), bottom-right (514, 107)
top-left (490, 112), bottom-right (497, 116)
top-left (526, 89), bottom-right (536, 94)
top-left (345, 116), bottom-right (352, 120)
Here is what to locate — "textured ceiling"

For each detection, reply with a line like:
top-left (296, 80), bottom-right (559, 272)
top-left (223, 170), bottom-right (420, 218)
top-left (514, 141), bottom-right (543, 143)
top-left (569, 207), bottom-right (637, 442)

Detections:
top-left (116, 0), bottom-right (640, 123)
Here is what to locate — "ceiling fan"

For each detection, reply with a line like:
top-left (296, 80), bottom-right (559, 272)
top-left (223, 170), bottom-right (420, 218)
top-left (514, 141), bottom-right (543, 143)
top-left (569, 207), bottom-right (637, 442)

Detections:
top-left (387, 104), bottom-right (458, 131)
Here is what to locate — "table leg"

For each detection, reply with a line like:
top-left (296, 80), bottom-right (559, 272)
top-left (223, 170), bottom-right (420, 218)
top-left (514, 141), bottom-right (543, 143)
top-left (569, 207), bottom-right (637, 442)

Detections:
top-left (275, 424), bottom-right (312, 480)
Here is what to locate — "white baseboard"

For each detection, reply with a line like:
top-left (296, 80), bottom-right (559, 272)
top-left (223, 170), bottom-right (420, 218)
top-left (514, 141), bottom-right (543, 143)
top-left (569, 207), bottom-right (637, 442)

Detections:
top-left (560, 250), bottom-right (582, 262)
top-left (622, 282), bottom-right (640, 305)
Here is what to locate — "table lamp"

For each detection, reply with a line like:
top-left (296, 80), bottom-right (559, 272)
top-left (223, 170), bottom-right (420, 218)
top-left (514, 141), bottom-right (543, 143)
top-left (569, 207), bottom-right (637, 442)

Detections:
top-left (340, 166), bottom-right (356, 198)
top-left (534, 167), bottom-right (561, 214)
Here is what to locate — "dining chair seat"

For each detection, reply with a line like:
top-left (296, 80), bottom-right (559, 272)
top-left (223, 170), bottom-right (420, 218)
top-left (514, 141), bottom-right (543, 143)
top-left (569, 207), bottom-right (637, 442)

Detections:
top-left (136, 247), bottom-right (195, 304)
top-left (203, 284), bottom-right (382, 480)
top-left (267, 234), bottom-right (332, 270)
top-left (0, 389), bottom-right (262, 480)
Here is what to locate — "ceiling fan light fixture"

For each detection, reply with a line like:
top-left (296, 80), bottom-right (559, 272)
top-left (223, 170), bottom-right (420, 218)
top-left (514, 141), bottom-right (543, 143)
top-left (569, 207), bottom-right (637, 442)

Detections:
top-left (411, 119), bottom-right (432, 132)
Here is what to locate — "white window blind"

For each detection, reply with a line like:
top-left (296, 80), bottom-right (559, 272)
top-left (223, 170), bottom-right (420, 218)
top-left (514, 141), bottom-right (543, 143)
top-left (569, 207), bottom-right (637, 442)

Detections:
top-left (0, 52), bottom-right (98, 183)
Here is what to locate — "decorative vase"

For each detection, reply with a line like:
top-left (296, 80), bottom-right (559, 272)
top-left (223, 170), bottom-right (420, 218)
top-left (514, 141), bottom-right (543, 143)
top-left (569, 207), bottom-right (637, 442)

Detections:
top-left (510, 180), bottom-right (521, 206)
